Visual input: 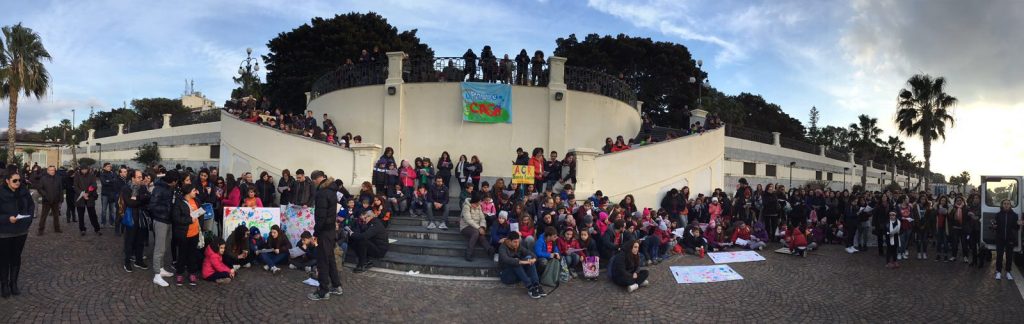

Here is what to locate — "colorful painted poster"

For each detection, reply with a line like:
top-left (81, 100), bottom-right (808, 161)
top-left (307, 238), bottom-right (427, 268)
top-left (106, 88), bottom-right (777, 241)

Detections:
top-left (281, 205), bottom-right (316, 245)
top-left (707, 251), bottom-right (766, 264)
top-left (462, 82), bottom-right (512, 123)
top-left (512, 165), bottom-right (535, 184)
top-left (223, 207), bottom-right (281, 240)
top-left (669, 265), bottom-right (744, 284)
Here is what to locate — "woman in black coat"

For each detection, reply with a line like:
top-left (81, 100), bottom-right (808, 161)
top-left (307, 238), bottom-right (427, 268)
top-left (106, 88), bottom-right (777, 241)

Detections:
top-left (0, 171), bottom-right (34, 298)
top-left (610, 240), bottom-right (649, 293)
top-left (255, 172), bottom-right (277, 207)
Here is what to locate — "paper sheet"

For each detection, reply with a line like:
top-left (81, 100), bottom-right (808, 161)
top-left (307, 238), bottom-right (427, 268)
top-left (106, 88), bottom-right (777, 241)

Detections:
top-left (669, 265), bottom-right (744, 284)
top-left (707, 251), bottom-right (766, 264)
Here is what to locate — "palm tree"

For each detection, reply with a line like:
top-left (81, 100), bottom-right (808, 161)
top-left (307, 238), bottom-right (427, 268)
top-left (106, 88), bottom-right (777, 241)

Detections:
top-left (849, 114), bottom-right (884, 190)
top-left (1, 23), bottom-right (51, 163)
top-left (896, 74), bottom-right (957, 191)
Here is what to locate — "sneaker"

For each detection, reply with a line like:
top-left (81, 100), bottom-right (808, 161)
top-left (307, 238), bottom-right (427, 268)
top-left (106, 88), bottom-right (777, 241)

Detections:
top-left (852, 247), bottom-right (860, 252)
top-left (845, 247), bottom-right (855, 254)
top-left (996, 272), bottom-right (1002, 280)
top-left (124, 262), bottom-right (134, 273)
top-left (640, 280), bottom-right (650, 287)
top-left (922, 253), bottom-right (927, 259)
top-left (537, 286), bottom-right (548, 297)
top-left (307, 292), bottom-right (330, 301)
top-left (1007, 272), bottom-right (1014, 281)
top-left (289, 264), bottom-right (297, 270)
top-left (364, 261), bottom-right (374, 270)
top-left (263, 265), bottom-right (270, 271)
top-left (438, 223), bottom-right (448, 230)
top-left (493, 253), bottom-right (499, 263)
top-left (964, 257), bottom-right (969, 263)
top-left (329, 286), bottom-right (344, 296)
top-left (627, 284), bottom-right (639, 293)
top-left (188, 275), bottom-right (198, 286)
top-left (159, 268), bottom-right (174, 277)
top-left (232, 265), bottom-right (241, 270)
top-left (176, 275), bottom-right (184, 286)
top-left (153, 274), bottom-right (169, 287)
top-left (528, 287), bottom-right (541, 299)
top-left (243, 263), bottom-right (251, 268)
top-left (215, 278), bottom-right (232, 284)
top-left (427, 222), bottom-right (437, 229)
top-left (305, 266), bottom-right (312, 273)
top-left (271, 266), bottom-right (281, 275)
top-left (134, 262), bottom-right (149, 270)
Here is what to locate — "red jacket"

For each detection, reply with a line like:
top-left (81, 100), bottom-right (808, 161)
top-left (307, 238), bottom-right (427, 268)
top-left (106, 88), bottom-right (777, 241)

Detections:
top-left (557, 237), bottom-right (582, 257)
top-left (529, 157), bottom-right (544, 180)
top-left (652, 227), bottom-right (671, 245)
top-left (202, 245), bottom-right (231, 279)
top-left (786, 227), bottom-right (808, 249)
top-left (731, 226), bottom-right (752, 244)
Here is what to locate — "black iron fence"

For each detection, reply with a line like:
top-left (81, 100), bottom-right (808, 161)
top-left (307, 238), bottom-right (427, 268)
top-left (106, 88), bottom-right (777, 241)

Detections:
top-left (91, 110), bottom-right (221, 139)
top-left (724, 125), bottom-right (774, 145)
top-left (309, 62), bottom-right (387, 99)
top-left (564, 66), bottom-right (637, 107)
top-left (404, 57), bottom-right (547, 85)
top-left (170, 109), bottom-right (221, 127)
top-left (780, 137), bottom-right (820, 155)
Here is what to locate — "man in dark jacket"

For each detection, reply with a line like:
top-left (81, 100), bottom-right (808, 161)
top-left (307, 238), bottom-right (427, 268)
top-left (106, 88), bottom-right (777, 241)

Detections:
top-left (427, 177), bottom-right (450, 230)
top-left (497, 232), bottom-right (544, 298)
top-left (147, 171), bottom-right (179, 287)
top-left (993, 199), bottom-right (1021, 280)
top-left (99, 163), bottom-right (116, 227)
top-left (350, 210), bottom-right (388, 273)
top-left (308, 170), bottom-right (342, 301)
top-left (121, 169), bottom-right (151, 272)
top-left (62, 168), bottom-right (76, 223)
top-left (35, 166), bottom-right (63, 235)
top-left (600, 220), bottom-right (625, 261)
top-left (543, 151), bottom-right (561, 193)
top-left (290, 169), bottom-right (315, 207)
top-left (73, 166), bottom-right (100, 236)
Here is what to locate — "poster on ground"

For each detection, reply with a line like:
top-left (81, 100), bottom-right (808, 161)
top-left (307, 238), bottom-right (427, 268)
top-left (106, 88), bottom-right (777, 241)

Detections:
top-left (223, 207), bottom-right (281, 240)
top-left (512, 165), bottom-right (535, 184)
top-left (281, 205), bottom-right (316, 245)
top-left (462, 82), bottom-right (512, 123)
top-left (669, 265), bottom-right (744, 284)
top-left (707, 251), bottom-right (766, 264)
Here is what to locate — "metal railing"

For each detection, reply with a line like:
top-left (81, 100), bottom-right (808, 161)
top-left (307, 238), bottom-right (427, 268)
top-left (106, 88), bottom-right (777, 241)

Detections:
top-left (825, 149), bottom-right (848, 162)
top-left (404, 57), bottom-right (547, 85)
top-left (564, 66), bottom-right (637, 107)
top-left (170, 110), bottom-right (221, 127)
top-left (724, 125), bottom-right (774, 145)
top-left (309, 61), bottom-right (387, 100)
top-left (780, 137), bottom-right (820, 155)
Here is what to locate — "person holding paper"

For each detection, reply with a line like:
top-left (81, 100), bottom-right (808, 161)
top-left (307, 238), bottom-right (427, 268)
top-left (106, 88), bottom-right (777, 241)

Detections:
top-left (121, 170), bottom-right (151, 273)
top-left (308, 170), bottom-right (343, 301)
top-left (73, 166), bottom-right (101, 236)
top-left (556, 229), bottom-right (581, 275)
top-left (170, 184), bottom-right (204, 286)
top-left (0, 171), bottom-right (34, 298)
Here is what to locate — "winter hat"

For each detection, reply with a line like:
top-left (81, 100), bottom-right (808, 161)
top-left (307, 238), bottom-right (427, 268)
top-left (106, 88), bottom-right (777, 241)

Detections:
top-left (642, 208), bottom-right (651, 217)
top-left (711, 197), bottom-right (719, 202)
top-left (498, 211), bottom-right (508, 219)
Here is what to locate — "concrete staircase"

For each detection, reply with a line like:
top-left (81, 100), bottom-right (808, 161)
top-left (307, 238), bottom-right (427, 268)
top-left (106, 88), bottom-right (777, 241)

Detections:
top-left (345, 210), bottom-right (499, 277)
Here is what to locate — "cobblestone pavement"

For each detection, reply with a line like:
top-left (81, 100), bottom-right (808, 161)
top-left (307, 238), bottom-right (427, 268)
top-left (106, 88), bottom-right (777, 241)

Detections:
top-left (3, 219), bottom-right (1023, 323)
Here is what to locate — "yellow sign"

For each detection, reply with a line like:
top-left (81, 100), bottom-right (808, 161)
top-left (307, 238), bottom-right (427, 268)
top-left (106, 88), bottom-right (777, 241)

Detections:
top-left (512, 165), bottom-right (535, 185)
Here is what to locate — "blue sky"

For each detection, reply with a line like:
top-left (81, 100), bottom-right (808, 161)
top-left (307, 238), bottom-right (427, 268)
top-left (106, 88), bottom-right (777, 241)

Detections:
top-left (3, 0), bottom-right (1023, 182)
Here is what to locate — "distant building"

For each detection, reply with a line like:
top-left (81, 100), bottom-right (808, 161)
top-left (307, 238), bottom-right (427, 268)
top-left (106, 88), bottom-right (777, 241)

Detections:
top-left (182, 92), bottom-right (215, 111)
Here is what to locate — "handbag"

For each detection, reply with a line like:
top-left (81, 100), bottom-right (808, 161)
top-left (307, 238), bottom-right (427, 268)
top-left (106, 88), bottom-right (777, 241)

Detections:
top-left (583, 256), bottom-right (600, 279)
top-left (558, 258), bottom-right (571, 283)
top-left (121, 208), bottom-right (134, 228)
top-left (540, 259), bottom-right (562, 287)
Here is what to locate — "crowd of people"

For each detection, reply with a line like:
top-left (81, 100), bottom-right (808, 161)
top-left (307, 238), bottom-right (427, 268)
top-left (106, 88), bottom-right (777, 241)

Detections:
top-left (227, 107), bottom-right (364, 149)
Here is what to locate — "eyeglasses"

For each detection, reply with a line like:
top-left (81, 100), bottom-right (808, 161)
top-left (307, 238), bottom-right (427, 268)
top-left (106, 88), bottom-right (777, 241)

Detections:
top-left (10, 179), bottom-right (20, 183)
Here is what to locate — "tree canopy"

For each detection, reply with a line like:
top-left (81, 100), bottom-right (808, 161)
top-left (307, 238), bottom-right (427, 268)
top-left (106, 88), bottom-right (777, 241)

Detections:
top-left (263, 12), bottom-right (434, 113)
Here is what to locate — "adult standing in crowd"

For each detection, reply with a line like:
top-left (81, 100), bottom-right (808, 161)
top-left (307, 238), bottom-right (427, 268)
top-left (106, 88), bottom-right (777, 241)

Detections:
top-left (99, 163), bottom-right (116, 229)
top-left (308, 170), bottom-right (343, 301)
top-left (148, 171), bottom-right (179, 287)
top-left (74, 165), bottom-right (101, 236)
top-left (993, 199), bottom-right (1020, 280)
top-left (122, 169), bottom-right (150, 272)
top-left (277, 169), bottom-right (295, 206)
top-left (290, 169), bottom-right (315, 207)
top-left (255, 171), bottom-right (276, 207)
top-left (63, 168), bottom-right (76, 224)
top-left (35, 166), bottom-right (62, 236)
top-left (171, 184), bottom-right (203, 286)
top-left (0, 170), bottom-right (34, 298)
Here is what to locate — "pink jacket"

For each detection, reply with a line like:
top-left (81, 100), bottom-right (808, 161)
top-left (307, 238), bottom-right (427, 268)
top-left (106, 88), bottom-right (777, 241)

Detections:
top-left (400, 167), bottom-right (416, 188)
top-left (221, 187), bottom-right (241, 208)
top-left (709, 203), bottom-right (723, 223)
top-left (202, 246), bottom-right (231, 279)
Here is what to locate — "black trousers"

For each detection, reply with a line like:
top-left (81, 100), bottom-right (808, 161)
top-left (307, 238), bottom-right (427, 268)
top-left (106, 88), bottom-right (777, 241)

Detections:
top-left (351, 237), bottom-right (387, 267)
top-left (315, 233), bottom-right (341, 295)
top-left (124, 225), bottom-right (147, 263)
top-left (77, 204), bottom-right (100, 233)
top-left (64, 192), bottom-right (76, 222)
top-left (172, 235), bottom-right (199, 275)
top-left (612, 269), bottom-right (649, 287)
top-left (996, 243), bottom-right (1015, 272)
top-left (0, 235), bottom-right (27, 285)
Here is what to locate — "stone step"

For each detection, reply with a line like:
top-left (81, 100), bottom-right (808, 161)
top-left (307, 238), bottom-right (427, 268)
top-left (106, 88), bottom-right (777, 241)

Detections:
top-left (348, 251), bottom-right (498, 277)
top-left (388, 215), bottom-right (462, 227)
top-left (389, 237), bottom-right (491, 258)
top-left (387, 224), bottom-right (465, 241)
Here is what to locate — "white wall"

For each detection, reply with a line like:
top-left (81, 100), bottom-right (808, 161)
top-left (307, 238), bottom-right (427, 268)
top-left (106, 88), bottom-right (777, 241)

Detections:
top-left (90, 122), bottom-right (220, 145)
top-left (308, 82), bottom-right (641, 179)
top-left (77, 122), bottom-right (221, 168)
top-left (590, 128), bottom-right (725, 208)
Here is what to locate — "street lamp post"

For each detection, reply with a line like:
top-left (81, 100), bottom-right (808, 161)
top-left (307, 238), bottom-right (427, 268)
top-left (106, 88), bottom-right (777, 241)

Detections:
top-left (789, 161), bottom-right (796, 189)
top-left (239, 47), bottom-right (260, 98)
top-left (689, 59), bottom-right (708, 110)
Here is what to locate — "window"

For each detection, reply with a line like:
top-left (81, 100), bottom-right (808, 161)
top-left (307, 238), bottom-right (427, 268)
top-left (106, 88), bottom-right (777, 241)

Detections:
top-left (766, 165), bottom-right (777, 177)
top-left (984, 178), bottom-right (1018, 208)
top-left (743, 162), bottom-right (756, 175)
top-left (827, 172), bottom-right (833, 181)
top-left (815, 171), bottom-right (822, 180)
top-left (210, 145), bottom-right (221, 159)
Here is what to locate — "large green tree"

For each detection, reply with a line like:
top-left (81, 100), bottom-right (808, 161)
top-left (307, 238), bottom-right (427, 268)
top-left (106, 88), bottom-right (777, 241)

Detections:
top-left (0, 23), bottom-right (51, 163)
top-left (131, 97), bottom-right (189, 120)
top-left (263, 12), bottom-right (434, 113)
top-left (849, 114), bottom-right (884, 190)
top-left (896, 74), bottom-right (957, 191)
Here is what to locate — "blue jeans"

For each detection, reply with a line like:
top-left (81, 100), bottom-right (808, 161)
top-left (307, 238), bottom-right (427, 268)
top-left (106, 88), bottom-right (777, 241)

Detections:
top-left (259, 252), bottom-right (288, 267)
top-left (499, 263), bottom-right (539, 287)
top-left (898, 231), bottom-right (910, 254)
top-left (101, 196), bottom-right (117, 225)
top-left (428, 204), bottom-right (450, 225)
top-left (643, 236), bottom-right (661, 261)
